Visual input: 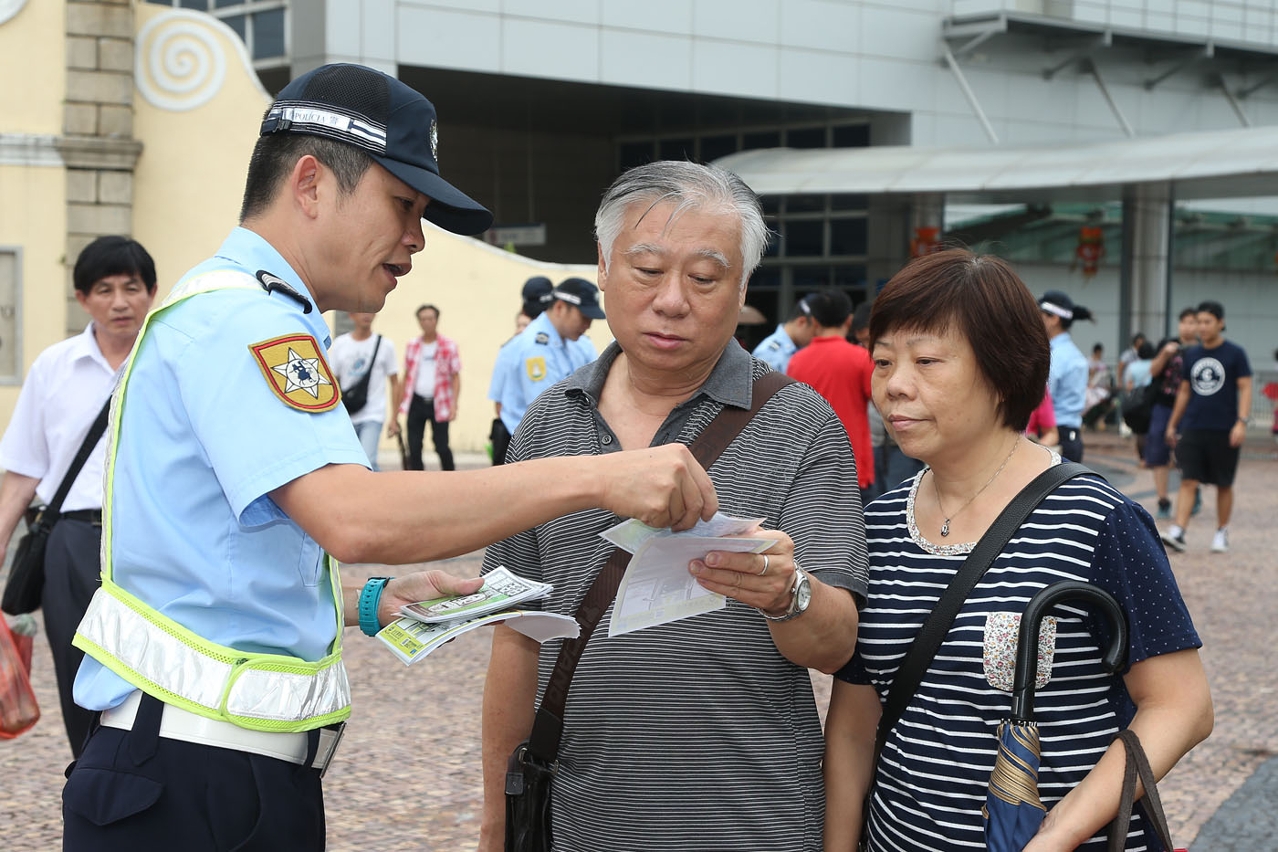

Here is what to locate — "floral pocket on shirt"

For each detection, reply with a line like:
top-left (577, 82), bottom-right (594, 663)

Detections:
top-left (983, 611), bottom-right (1057, 692)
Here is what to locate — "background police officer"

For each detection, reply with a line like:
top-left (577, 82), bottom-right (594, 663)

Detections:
top-left (496, 277), bottom-right (604, 439)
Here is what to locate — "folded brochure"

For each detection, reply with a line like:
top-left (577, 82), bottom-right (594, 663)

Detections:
top-left (377, 566), bottom-right (579, 666)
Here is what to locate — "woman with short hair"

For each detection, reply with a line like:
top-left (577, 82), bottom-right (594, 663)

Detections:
top-left (823, 248), bottom-right (1212, 851)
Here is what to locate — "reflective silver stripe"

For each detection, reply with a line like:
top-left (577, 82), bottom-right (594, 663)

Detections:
top-left (78, 588), bottom-right (350, 722)
top-left (164, 269), bottom-right (260, 305)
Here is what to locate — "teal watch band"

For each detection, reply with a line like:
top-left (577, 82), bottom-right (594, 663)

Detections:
top-left (359, 576), bottom-right (393, 637)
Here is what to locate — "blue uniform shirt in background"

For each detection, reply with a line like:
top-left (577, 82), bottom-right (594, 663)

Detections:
top-left (1048, 331), bottom-right (1088, 429)
top-left (496, 311), bottom-right (594, 434)
top-left (752, 324), bottom-right (797, 373)
top-left (74, 227), bottom-right (371, 712)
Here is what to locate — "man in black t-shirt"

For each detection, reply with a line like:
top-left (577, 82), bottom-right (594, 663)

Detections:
top-left (1161, 301), bottom-right (1253, 553)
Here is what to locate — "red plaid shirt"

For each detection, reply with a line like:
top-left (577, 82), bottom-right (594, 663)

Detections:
top-left (400, 334), bottom-right (461, 421)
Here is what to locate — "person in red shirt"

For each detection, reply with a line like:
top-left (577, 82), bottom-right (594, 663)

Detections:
top-left (786, 289), bottom-right (875, 502)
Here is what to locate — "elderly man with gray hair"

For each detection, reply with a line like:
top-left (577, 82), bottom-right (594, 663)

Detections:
top-left (479, 161), bottom-right (867, 852)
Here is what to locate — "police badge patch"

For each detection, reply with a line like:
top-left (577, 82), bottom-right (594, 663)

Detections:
top-left (525, 356), bottom-right (547, 382)
top-left (249, 334), bottom-right (341, 412)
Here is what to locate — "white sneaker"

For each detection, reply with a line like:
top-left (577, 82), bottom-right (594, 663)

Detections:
top-left (1211, 529), bottom-right (1229, 553)
top-left (1161, 527), bottom-right (1187, 553)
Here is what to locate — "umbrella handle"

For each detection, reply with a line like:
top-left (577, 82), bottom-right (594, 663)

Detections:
top-left (1011, 581), bottom-right (1128, 722)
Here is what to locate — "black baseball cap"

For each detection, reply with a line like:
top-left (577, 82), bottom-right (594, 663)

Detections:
top-left (1038, 290), bottom-right (1075, 320)
top-left (521, 276), bottom-right (554, 317)
top-left (261, 63), bottom-right (493, 236)
top-left (553, 278), bottom-right (605, 319)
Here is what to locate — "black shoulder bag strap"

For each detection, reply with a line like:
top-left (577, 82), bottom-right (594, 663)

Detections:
top-left (873, 460), bottom-right (1093, 763)
top-left (40, 398), bottom-right (112, 523)
top-left (349, 334), bottom-right (382, 392)
top-left (524, 370), bottom-right (794, 763)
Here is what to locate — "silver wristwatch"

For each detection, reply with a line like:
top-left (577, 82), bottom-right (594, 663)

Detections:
top-left (761, 565), bottom-right (812, 622)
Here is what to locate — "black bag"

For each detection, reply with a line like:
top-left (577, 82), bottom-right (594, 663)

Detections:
top-left (502, 372), bottom-right (794, 852)
top-left (1, 400), bottom-right (110, 616)
top-left (1121, 383), bottom-right (1157, 434)
top-left (1, 509), bottom-right (55, 615)
top-left (504, 742), bottom-right (556, 852)
top-left (340, 334), bottom-right (382, 415)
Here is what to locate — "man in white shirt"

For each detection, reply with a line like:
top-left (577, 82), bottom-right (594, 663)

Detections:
top-left (0, 235), bottom-right (157, 755)
top-left (398, 304), bottom-right (461, 470)
top-left (329, 312), bottom-right (399, 470)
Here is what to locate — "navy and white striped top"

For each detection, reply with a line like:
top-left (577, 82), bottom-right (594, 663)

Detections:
top-left (838, 466), bottom-right (1200, 851)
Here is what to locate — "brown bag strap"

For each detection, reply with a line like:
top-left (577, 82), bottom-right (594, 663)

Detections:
top-left (1108, 729), bottom-right (1177, 852)
top-left (524, 370), bottom-right (794, 763)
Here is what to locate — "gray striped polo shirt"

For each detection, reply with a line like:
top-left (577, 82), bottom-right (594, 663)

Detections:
top-left (484, 339), bottom-right (868, 852)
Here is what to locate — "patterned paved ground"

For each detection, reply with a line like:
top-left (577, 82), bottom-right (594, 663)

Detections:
top-left (2, 432), bottom-right (1275, 850)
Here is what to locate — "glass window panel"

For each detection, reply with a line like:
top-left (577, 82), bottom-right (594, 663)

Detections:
top-left (830, 218), bottom-right (868, 256)
top-left (659, 137), bottom-right (695, 161)
top-left (214, 0), bottom-right (241, 8)
top-left (831, 193), bottom-right (868, 211)
top-left (833, 265), bottom-right (868, 289)
top-left (619, 141), bottom-right (653, 171)
top-left (221, 13), bottom-right (246, 39)
top-left (698, 134), bottom-right (737, 163)
top-left (833, 124), bottom-right (870, 148)
top-left (253, 9), bottom-right (285, 60)
top-left (787, 127), bottom-right (825, 149)
top-left (761, 197), bottom-right (780, 216)
top-left (792, 265), bottom-right (833, 291)
top-left (786, 194), bottom-right (825, 214)
top-left (747, 266), bottom-right (780, 291)
top-left (742, 131), bottom-right (781, 150)
top-left (179, 0), bottom-right (207, 9)
top-left (784, 221), bottom-right (824, 257)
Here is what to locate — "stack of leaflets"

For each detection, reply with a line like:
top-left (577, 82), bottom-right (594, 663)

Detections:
top-left (377, 566), bottom-right (580, 666)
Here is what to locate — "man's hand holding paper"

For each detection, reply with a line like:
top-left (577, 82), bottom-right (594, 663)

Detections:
top-left (688, 530), bottom-right (796, 618)
top-left (605, 514), bottom-right (782, 637)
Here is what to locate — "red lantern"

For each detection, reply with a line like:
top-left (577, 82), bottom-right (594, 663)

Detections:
top-left (911, 226), bottom-right (942, 258)
top-left (1075, 226), bottom-right (1104, 278)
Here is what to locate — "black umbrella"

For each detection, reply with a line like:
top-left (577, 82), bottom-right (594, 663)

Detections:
top-left (985, 581), bottom-right (1128, 851)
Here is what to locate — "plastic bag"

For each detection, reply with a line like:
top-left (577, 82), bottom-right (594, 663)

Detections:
top-left (0, 614), bottom-right (39, 738)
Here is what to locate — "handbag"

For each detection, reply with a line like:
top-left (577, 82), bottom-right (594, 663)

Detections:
top-left (1, 399), bottom-right (110, 616)
top-left (340, 334), bottom-right (382, 415)
top-left (1108, 729), bottom-right (1187, 852)
top-left (504, 370), bottom-right (794, 852)
top-left (0, 614), bottom-right (40, 738)
top-left (861, 461), bottom-right (1093, 849)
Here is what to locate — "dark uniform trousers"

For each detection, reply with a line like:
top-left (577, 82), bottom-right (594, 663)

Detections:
top-left (42, 517), bottom-right (103, 757)
top-left (63, 694), bottom-right (326, 851)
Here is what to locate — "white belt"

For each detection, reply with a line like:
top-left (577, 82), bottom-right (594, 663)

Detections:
top-left (99, 691), bottom-right (345, 775)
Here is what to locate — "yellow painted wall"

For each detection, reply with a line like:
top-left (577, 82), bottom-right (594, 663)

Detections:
top-left (348, 233), bottom-right (607, 456)
top-left (131, 4), bottom-right (269, 298)
top-left (0, 0), bottom-right (64, 134)
top-left (0, 166), bottom-right (68, 408)
top-left (130, 5), bottom-right (609, 457)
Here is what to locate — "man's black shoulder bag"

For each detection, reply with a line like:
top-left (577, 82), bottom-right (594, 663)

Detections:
top-left (340, 334), bottom-right (382, 415)
top-left (1, 399), bottom-right (111, 616)
top-left (504, 371), bottom-right (793, 852)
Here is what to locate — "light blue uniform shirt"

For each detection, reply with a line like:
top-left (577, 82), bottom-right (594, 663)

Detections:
top-left (74, 228), bottom-right (371, 711)
top-left (752, 324), bottom-right (797, 373)
top-left (496, 312), bottom-right (594, 434)
top-left (1048, 331), bottom-right (1088, 429)
top-left (487, 335), bottom-right (520, 404)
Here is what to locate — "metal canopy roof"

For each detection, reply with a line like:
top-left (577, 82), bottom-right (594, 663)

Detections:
top-left (714, 124), bottom-right (1278, 203)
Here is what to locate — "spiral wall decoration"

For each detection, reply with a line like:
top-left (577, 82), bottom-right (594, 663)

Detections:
top-left (135, 10), bottom-right (231, 112)
top-left (0, 0), bottom-right (28, 28)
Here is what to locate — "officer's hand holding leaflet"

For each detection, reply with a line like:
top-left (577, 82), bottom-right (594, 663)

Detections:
top-left (272, 442), bottom-right (716, 569)
top-left (348, 570), bottom-right (485, 633)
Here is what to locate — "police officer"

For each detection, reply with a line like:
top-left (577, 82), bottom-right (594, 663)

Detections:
top-left (63, 63), bottom-right (716, 851)
top-left (488, 276), bottom-right (553, 465)
top-left (496, 277), bottom-right (604, 438)
top-left (752, 295), bottom-right (816, 373)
